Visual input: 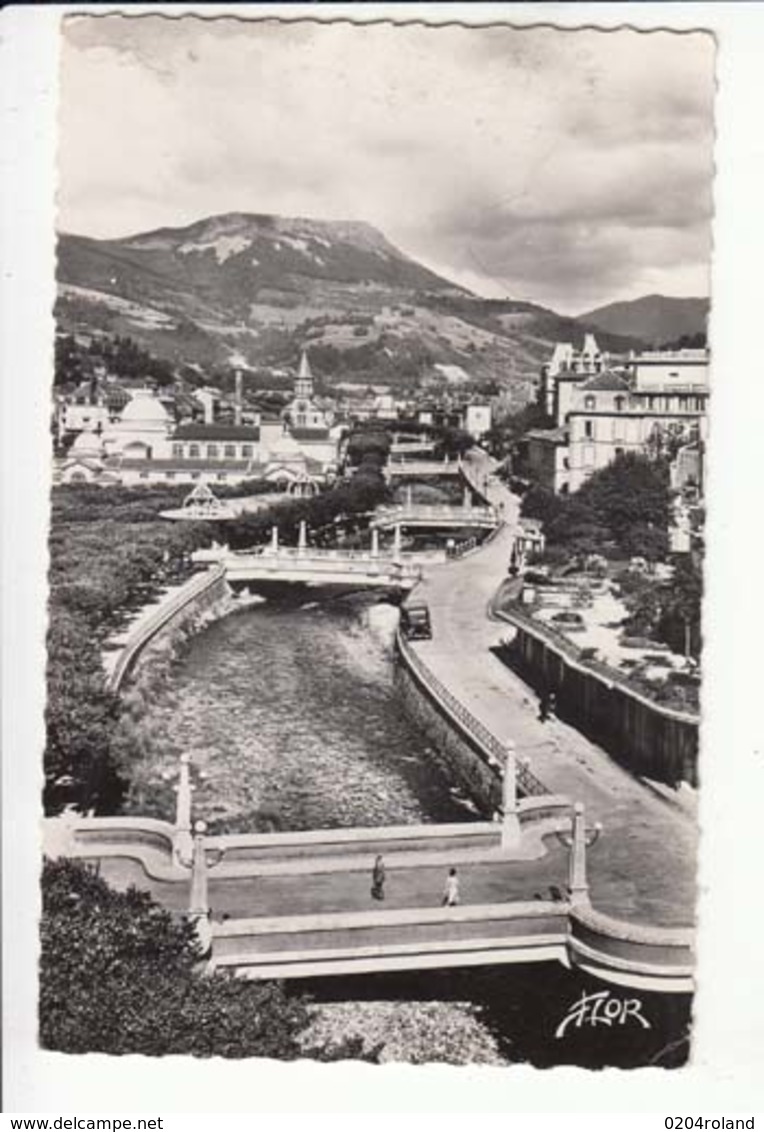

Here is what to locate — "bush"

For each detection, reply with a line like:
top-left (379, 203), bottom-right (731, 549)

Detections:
top-left (40, 859), bottom-right (371, 1060)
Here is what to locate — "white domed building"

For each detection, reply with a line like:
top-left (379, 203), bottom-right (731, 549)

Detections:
top-left (102, 388), bottom-right (174, 460)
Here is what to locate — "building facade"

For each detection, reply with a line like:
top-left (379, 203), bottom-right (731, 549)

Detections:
top-left (519, 339), bottom-right (709, 494)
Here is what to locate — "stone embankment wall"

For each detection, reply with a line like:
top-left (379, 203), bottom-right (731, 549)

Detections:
top-left (107, 565), bottom-right (229, 693)
top-left (503, 615), bottom-right (699, 788)
top-left (394, 632), bottom-right (505, 817)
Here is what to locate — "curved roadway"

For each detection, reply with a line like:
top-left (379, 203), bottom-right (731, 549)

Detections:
top-left (410, 450), bottom-right (697, 928)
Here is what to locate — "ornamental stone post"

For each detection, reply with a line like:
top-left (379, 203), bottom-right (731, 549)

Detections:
top-left (566, 803), bottom-right (602, 906)
top-left (173, 753), bottom-right (193, 865)
top-left (189, 819), bottom-right (212, 955)
top-left (501, 741), bottom-right (520, 850)
top-left (298, 520), bottom-right (307, 556)
top-left (393, 523), bottom-right (403, 564)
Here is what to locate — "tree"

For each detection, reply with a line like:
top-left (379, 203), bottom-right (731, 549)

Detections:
top-left (576, 453), bottom-right (671, 557)
top-left (40, 859), bottom-right (372, 1060)
top-left (433, 427), bottom-right (474, 459)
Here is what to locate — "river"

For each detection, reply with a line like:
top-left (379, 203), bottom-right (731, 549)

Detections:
top-left (139, 591), bottom-right (479, 834)
top-left (127, 591), bottom-right (690, 1068)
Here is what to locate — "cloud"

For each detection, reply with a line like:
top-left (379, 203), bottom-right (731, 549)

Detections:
top-left (58, 17), bottom-right (715, 312)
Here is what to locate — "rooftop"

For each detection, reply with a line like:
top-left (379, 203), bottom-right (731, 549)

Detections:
top-left (524, 426), bottom-right (568, 444)
top-left (577, 370), bottom-right (632, 393)
top-left (290, 426), bottom-right (331, 441)
top-left (172, 424), bottom-right (261, 441)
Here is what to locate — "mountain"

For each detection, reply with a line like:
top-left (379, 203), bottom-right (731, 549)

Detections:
top-left (579, 294), bottom-right (709, 346)
top-left (56, 212), bottom-right (638, 395)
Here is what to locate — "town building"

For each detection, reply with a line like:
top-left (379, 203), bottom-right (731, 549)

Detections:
top-left (518, 338), bottom-right (709, 494)
top-left (54, 350), bottom-right (340, 492)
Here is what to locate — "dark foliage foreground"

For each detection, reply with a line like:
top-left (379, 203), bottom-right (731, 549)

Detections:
top-left (40, 859), bottom-right (370, 1061)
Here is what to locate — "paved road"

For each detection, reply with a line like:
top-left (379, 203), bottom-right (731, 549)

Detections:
top-left (97, 845), bottom-right (570, 920)
top-left (412, 451), bottom-right (697, 928)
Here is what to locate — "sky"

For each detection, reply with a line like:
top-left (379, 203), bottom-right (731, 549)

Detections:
top-left (58, 16), bottom-right (715, 314)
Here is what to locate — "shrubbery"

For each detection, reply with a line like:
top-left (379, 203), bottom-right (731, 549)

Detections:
top-left (46, 487), bottom-right (213, 814)
top-left (521, 454), bottom-right (671, 563)
top-left (40, 859), bottom-right (372, 1061)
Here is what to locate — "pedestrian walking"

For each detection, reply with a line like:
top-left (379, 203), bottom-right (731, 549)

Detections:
top-left (371, 854), bottom-right (386, 901)
top-left (442, 867), bottom-right (460, 907)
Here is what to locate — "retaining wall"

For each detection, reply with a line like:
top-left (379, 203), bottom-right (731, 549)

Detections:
top-left (107, 565), bottom-right (229, 693)
top-left (394, 630), bottom-right (554, 818)
top-left (501, 614), bottom-right (699, 787)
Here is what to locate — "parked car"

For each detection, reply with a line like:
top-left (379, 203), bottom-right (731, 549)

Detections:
top-left (524, 568), bottom-right (551, 585)
top-left (400, 602), bottom-right (432, 641)
top-left (550, 610), bottom-right (586, 631)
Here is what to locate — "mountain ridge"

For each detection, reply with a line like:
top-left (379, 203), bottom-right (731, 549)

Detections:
top-left (56, 211), bottom-right (641, 393)
top-left (579, 293), bottom-right (709, 345)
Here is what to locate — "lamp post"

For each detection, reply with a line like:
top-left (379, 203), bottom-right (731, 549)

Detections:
top-left (555, 802), bottom-right (603, 906)
top-left (164, 754), bottom-right (209, 866)
top-left (500, 741), bottom-right (520, 850)
top-left (189, 820), bottom-right (213, 956)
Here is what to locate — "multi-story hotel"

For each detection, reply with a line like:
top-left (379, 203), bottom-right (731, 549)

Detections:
top-left (519, 336), bottom-right (708, 495)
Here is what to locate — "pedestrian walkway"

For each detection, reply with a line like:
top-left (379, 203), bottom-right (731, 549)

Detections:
top-left (411, 451), bottom-right (697, 928)
top-left (96, 845), bottom-right (570, 921)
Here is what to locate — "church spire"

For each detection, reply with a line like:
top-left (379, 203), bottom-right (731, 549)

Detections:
top-left (295, 349), bottom-right (314, 400)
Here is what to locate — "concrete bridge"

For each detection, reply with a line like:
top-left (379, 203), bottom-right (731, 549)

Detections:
top-left (389, 439), bottom-right (437, 458)
top-left (372, 497), bottom-right (498, 533)
top-left (385, 457), bottom-right (464, 480)
top-left (192, 522), bottom-right (422, 590)
top-left (43, 789), bottom-right (693, 994)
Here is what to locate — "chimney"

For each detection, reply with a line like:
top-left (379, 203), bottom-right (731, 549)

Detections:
top-left (234, 370), bottom-right (243, 426)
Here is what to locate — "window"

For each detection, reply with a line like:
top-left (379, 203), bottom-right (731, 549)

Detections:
top-left (189, 444), bottom-right (200, 458)
top-left (191, 472), bottom-right (201, 480)
top-left (224, 444), bottom-right (236, 458)
top-left (584, 420), bottom-right (593, 439)
top-left (207, 444), bottom-right (219, 459)
top-left (615, 447), bottom-right (624, 459)
top-left (217, 472), bottom-right (228, 481)
top-left (166, 472), bottom-right (176, 480)
top-left (563, 457), bottom-right (570, 470)
top-left (172, 443), bottom-right (184, 458)
top-left (584, 395), bottom-right (596, 411)
top-left (296, 414), bottom-right (306, 427)
top-left (139, 471), bottom-right (149, 480)
top-left (614, 396), bottom-right (625, 412)
top-left (241, 444), bottom-right (253, 458)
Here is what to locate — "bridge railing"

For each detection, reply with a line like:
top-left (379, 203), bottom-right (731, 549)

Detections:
top-left (107, 565), bottom-right (226, 693)
top-left (374, 503), bottom-right (498, 524)
top-left (397, 630), bottom-right (549, 797)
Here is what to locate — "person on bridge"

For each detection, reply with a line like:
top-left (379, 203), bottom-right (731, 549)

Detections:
top-left (442, 868), bottom-right (460, 907)
top-left (371, 855), bottom-right (386, 901)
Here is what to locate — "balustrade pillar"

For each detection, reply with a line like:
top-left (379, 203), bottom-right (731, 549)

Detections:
top-left (393, 524), bottom-right (403, 564)
top-left (501, 741), bottom-right (520, 849)
top-left (406, 485), bottom-right (413, 509)
top-left (172, 754), bottom-right (193, 865)
top-left (569, 803), bottom-right (590, 906)
top-left (189, 820), bottom-right (212, 955)
top-left (298, 520), bottom-right (307, 556)
top-left (371, 528), bottom-right (380, 559)
top-left (270, 525), bottom-right (279, 552)
top-left (462, 485), bottom-right (472, 511)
